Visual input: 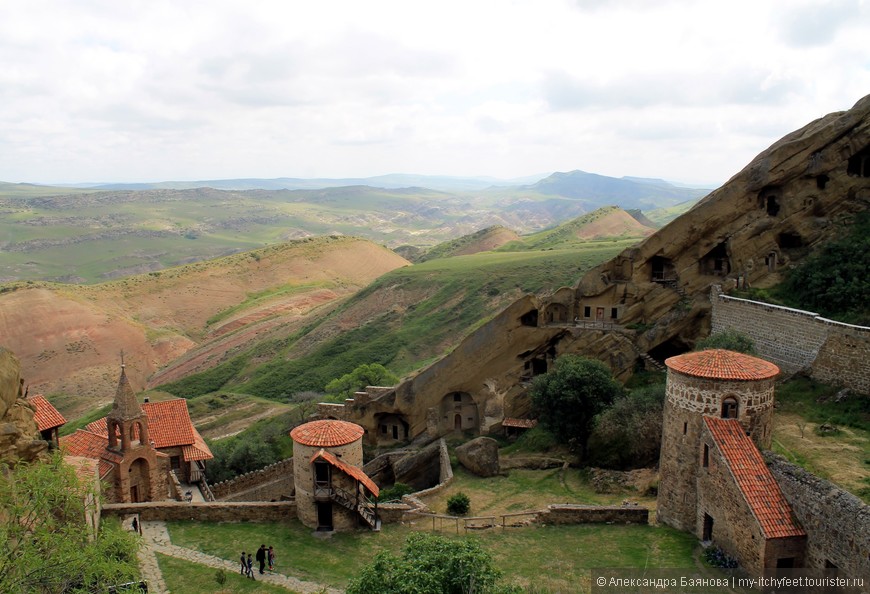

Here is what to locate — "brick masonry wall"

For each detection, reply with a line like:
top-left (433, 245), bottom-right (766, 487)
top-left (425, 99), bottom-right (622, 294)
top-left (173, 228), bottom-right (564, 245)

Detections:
top-left (212, 458), bottom-right (295, 502)
top-left (711, 288), bottom-right (870, 393)
top-left (102, 501), bottom-right (296, 523)
top-left (765, 453), bottom-right (870, 580)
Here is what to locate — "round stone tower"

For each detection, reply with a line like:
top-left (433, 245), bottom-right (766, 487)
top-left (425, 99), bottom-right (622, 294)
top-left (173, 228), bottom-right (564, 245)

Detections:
top-left (290, 419), bottom-right (367, 531)
top-left (656, 349), bottom-right (779, 532)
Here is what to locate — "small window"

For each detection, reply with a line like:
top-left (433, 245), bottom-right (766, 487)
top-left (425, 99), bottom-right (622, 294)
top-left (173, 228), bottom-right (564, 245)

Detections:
top-left (380, 424), bottom-right (387, 434)
top-left (584, 306), bottom-right (591, 318)
top-left (610, 307), bottom-right (618, 319)
top-left (453, 393), bottom-right (462, 402)
top-left (703, 444), bottom-right (709, 467)
top-left (722, 398), bottom-right (738, 419)
top-left (683, 422), bottom-right (688, 435)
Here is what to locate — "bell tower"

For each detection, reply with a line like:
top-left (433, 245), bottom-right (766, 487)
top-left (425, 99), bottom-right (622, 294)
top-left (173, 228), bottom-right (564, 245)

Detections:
top-left (106, 354), bottom-right (159, 503)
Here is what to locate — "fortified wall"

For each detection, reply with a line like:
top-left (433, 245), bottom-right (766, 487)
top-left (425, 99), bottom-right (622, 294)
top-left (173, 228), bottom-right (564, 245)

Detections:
top-left (711, 287), bottom-right (870, 393)
top-left (211, 457), bottom-right (295, 502)
top-left (765, 453), bottom-right (870, 580)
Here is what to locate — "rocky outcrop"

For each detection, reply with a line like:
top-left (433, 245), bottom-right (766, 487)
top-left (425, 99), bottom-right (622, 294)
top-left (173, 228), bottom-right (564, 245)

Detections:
top-left (0, 348), bottom-right (47, 466)
top-left (455, 437), bottom-right (500, 477)
top-left (330, 95), bottom-right (870, 444)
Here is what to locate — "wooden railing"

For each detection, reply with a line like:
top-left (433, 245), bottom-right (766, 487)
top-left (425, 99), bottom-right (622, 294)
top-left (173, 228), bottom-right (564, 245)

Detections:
top-left (404, 511), bottom-right (539, 534)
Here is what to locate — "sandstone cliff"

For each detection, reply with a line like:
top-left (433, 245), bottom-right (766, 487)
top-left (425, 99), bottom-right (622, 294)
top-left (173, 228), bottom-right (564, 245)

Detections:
top-left (0, 348), bottom-right (47, 466)
top-left (336, 94), bottom-right (870, 444)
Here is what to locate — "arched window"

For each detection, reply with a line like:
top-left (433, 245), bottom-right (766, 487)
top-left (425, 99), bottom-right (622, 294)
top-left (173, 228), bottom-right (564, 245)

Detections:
top-left (721, 397), bottom-right (738, 419)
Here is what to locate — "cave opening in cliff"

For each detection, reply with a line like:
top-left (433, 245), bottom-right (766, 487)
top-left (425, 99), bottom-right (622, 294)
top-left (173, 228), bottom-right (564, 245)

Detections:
top-left (777, 232), bottom-right (803, 249)
top-left (816, 174), bottom-right (829, 189)
top-left (699, 242), bottom-right (730, 276)
top-left (376, 413), bottom-right (409, 442)
top-left (651, 255), bottom-right (676, 282)
top-left (544, 303), bottom-right (569, 324)
top-left (647, 337), bottom-right (691, 364)
top-left (847, 146), bottom-right (870, 177)
top-left (520, 309), bottom-right (538, 327)
top-left (758, 187), bottom-right (781, 216)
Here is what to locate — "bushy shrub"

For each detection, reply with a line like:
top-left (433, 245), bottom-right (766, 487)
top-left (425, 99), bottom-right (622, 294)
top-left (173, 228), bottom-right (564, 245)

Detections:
top-left (447, 492), bottom-right (471, 516)
top-left (377, 482), bottom-right (414, 502)
top-left (588, 383), bottom-right (665, 469)
top-left (695, 329), bottom-right (756, 354)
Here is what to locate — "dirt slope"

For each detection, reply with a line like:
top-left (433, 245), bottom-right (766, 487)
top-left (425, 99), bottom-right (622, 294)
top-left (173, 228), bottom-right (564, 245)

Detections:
top-left (571, 207), bottom-right (656, 239)
top-left (0, 236), bottom-right (408, 417)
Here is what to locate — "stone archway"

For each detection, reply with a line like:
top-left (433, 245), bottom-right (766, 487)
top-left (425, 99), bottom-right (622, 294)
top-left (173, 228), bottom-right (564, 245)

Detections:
top-left (438, 392), bottom-right (479, 435)
top-left (128, 457), bottom-right (151, 503)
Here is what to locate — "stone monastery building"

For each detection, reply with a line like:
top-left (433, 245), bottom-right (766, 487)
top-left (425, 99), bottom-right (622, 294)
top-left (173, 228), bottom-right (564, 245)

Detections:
top-left (59, 365), bottom-right (212, 503)
top-left (291, 419), bottom-right (380, 532)
top-left (657, 349), bottom-right (807, 574)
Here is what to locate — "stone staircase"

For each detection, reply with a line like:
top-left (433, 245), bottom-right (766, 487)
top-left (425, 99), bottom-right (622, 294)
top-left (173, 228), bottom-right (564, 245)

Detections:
top-left (638, 351), bottom-right (667, 372)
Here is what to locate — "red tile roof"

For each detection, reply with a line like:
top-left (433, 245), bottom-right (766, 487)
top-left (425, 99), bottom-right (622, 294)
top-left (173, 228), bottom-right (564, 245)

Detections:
top-left (310, 448), bottom-right (379, 497)
top-left (29, 394), bottom-right (66, 431)
top-left (666, 349), bottom-right (780, 380)
top-left (503, 418), bottom-right (538, 429)
top-left (704, 417), bottom-right (805, 539)
top-left (291, 419), bottom-right (364, 447)
top-left (60, 429), bottom-right (123, 478)
top-left (85, 398), bottom-right (212, 461)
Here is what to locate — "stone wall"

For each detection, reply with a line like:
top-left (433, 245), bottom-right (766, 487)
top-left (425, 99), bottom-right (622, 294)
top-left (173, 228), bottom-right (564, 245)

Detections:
top-left (403, 438), bottom-right (453, 500)
top-left (540, 504), bottom-right (649, 525)
top-left (102, 501), bottom-right (296, 523)
top-left (212, 458), bottom-right (295, 502)
top-left (765, 453), bottom-right (870, 579)
top-left (711, 288), bottom-right (870, 393)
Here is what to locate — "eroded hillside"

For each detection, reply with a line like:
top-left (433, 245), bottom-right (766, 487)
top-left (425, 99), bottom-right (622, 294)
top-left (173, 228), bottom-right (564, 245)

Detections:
top-left (0, 236), bottom-right (408, 418)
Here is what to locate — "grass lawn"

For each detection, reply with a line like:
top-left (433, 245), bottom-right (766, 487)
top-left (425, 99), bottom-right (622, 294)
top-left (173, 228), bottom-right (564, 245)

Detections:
top-left (166, 519), bottom-right (699, 592)
top-left (420, 464), bottom-right (656, 518)
top-left (155, 552), bottom-right (301, 594)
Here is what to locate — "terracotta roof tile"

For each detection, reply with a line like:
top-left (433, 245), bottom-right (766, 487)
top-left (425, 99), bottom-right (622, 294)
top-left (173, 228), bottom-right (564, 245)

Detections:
top-left (704, 417), bottom-right (805, 539)
top-left (86, 399), bottom-right (198, 450)
top-left (290, 419), bottom-right (364, 447)
top-left (310, 448), bottom-right (379, 497)
top-left (29, 394), bottom-right (66, 431)
top-left (60, 429), bottom-right (122, 478)
top-left (666, 349), bottom-right (780, 381)
top-left (182, 429), bottom-right (214, 462)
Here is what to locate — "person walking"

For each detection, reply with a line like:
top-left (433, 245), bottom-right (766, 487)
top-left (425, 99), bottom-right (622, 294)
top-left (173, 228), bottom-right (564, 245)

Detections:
top-left (240, 551), bottom-right (246, 575)
top-left (246, 553), bottom-right (255, 580)
top-left (256, 544), bottom-right (267, 574)
top-left (267, 546), bottom-right (275, 572)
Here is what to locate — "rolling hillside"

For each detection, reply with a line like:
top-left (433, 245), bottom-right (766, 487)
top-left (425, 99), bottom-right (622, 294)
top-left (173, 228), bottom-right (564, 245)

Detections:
top-left (1, 236), bottom-right (408, 419)
top-left (0, 172), bottom-right (710, 284)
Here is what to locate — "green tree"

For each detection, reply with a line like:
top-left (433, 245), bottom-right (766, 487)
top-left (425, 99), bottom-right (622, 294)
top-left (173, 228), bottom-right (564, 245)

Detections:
top-left (588, 383), bottom-right (665, 469)
top-left (530, 355), bottom-right (623, 458)
top-left (324, 363), bottom-right (399, 401)
top-left (780, 211), bottom-right (870, 325)
top-left (346, 532), bottom-right (507, 594)
top-left (0, 453), bottom-right (140, 593)
top-left (694, 329), bottom-right (756, 354)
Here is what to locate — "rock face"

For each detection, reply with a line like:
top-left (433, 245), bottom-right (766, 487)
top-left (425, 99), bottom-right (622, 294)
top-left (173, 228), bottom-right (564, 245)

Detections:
top-left (0, 347), bottom-right (47, 466)
top-left (332, 95), bottom-right (870, 444)
top-left (455, 437), bottom-right (500, 477)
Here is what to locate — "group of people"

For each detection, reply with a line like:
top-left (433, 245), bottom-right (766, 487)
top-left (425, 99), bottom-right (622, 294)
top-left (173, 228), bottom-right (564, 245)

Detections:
top-left (239, 544), bottom-right (275, 579)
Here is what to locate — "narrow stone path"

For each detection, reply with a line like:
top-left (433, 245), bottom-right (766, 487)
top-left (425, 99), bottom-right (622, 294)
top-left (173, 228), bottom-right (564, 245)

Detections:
top-left (137, 520), bottom-right (342, 594)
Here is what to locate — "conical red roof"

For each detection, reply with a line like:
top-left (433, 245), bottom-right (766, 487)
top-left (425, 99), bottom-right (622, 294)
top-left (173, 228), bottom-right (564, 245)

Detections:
top-left (665, 349), bottom-right (779, 380)
top-left (290, 419), bottom-right (364, 447)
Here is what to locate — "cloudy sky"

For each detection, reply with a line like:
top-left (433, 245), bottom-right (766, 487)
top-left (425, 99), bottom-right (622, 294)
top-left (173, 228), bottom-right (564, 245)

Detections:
top-left (2, 0), bottom-right (868, 186)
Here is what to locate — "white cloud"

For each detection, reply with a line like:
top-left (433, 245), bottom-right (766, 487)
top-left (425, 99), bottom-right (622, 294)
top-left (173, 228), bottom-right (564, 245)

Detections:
top-left (0, 0), bottom-right (868, 185)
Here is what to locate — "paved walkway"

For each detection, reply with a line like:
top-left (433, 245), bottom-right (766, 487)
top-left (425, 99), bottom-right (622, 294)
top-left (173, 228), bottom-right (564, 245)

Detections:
top-left (135, 519), bottom-right (342, 594)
